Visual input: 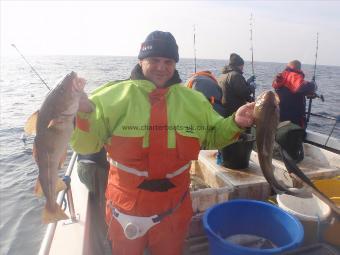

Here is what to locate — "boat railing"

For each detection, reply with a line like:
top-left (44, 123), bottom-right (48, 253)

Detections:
top-left (310, 112), bottom-right (338, 122)
top-left (38, 152), bottom-right (78, 255)
top-left (306, 113), bottom-right (340, 153)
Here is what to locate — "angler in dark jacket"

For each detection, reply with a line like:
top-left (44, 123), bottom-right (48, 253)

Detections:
top-left (218, 53), bottom-right (256, 117)
top-left (272, 60), bottom-right (316, 128)
top-left (217, 53), bottom-right (256, 169)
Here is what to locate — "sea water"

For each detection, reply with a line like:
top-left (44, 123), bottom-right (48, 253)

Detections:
top-left (1, 55), bottom-right (339, 254)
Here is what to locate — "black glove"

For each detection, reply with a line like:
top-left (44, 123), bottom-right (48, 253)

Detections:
top-left (248, 81), bottom-right (256, 93)
top-left (247, 75), bottom-right (256, 84)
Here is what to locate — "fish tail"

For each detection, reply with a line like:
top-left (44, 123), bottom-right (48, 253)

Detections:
top-left (56, 177), bottom-right (67, 192)
top-left (34, 177), bottom-right (67, 197)
top-left (42, 203), bottom-right (69, 224)
top-left (34, 179), bottom-right (43, 197)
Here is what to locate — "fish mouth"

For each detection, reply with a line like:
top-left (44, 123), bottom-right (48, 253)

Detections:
top-left (72, 76), bottom-right (86, 93)
top-left (64, 72), bottom-right (85, 93)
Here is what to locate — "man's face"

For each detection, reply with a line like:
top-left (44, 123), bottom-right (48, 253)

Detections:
top-left (139, 57), bottom-right (176, 88)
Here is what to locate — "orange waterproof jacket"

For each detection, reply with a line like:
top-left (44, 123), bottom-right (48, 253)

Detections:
top-left (71, 79), bottom-right (242, 217)
top-left (272, 68), bottom-right (306, 93)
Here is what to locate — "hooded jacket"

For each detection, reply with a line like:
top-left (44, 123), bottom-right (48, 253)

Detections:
top-left (272, 67), bottom-right (316, 128)
top-left (218, 65), bottom-right (253, 117)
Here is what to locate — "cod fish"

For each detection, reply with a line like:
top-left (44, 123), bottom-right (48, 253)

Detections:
top-left (25, 72), bottom-right (86, 224)
top-left (254, 91), bottom-right (307, 196)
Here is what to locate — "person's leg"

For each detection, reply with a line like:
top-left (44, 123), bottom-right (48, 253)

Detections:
top-left (77, 162), bottom-right (96, 192)
top-left (95, 165), bottom-right (108, 217)
top-left (148, 196), bottom-right (192, 255)
top-left (89, 165), bottom-right (110, 254)
top-left (106, 202), bottom-right (147, 255)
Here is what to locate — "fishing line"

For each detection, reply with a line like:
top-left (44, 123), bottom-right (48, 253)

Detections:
top-left (12, 44), bottom-right (51, 145)
top-left (11, 44), bottom-right (51, 91)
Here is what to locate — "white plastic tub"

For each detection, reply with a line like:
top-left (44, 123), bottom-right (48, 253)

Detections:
top-left (276, 194), bottom-right (331, 244)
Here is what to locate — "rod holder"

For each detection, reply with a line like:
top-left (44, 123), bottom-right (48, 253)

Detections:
top-left (62, 176), bottom-right (78, 223)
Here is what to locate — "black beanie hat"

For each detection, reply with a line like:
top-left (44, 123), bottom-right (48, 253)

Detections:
top-left (138, 31), bottom-right (179, 62)
top-left (229, 53), bottom-right (244, 66)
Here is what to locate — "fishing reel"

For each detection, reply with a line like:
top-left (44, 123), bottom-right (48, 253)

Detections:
top-left (316, 93), bottom-right (325, 102)
top-left (307, 93), bottom-right (324, 102)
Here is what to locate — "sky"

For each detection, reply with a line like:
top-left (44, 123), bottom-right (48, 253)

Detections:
top-left (1, 1), bottom-right (340, 66)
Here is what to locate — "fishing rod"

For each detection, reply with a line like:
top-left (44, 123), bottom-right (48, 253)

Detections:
top-left (306, 32), bottom-right (324, 124)
top-left (249, 13), bottom-right (255, 77)
top-left (11, 44), bottom-right (51, 90)
top-left (193, 25), bottom-right (197, 73)
top-left (249, 13), bottom-right (256, 101)
top-left (12, 44), bottom-right (51, 145)
top-left (312, 32), bottom-right (319, 82)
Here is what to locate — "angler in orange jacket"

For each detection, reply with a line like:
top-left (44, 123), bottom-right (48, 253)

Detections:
top-left (71, 31), bottom-right (255, 255)
top-left (272, 60), bottom-right (316, 128)
top-left (186, 71), bottom-right (227, 117)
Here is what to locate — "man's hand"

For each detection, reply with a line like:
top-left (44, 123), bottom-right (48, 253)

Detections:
top-left (310, 80), bottom-right (318, 91)
top-left (234, 102), bottom-right (255, 128)
top-left (248, 81), bottom-right (256, 93)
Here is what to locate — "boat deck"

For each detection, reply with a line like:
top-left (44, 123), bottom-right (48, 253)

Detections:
top-left (42, 142), bottom-right (340, 255)
top-left (185, 144), bottom-right (340, 254)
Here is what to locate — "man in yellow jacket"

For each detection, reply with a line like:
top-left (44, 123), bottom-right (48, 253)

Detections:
top-left (71, 31), bottom-right (255, 255)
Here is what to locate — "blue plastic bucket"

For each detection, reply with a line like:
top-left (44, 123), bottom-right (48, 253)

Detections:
top-left (203, 199), bottom-right (304, 255)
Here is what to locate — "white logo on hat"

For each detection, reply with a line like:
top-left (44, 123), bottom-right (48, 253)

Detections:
top-left (142, 45), bottom-right (153, 51)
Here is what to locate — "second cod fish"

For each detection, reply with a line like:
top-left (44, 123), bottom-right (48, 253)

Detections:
top-left (254, 91), bottom-right (308, 196)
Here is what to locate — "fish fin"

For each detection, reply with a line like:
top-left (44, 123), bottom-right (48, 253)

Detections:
top-left (47, 118), bottom-right (63, 128)
top-left (56, 177), bottom-right (67, 192)
top-left (42, 204), bottom-right (69, 224)
top-left (58, 151), bottom-right (67, 169)
top-left (32, 142), bottom-right (38, 162)
top-left (34, 178), bottom-right (43, 197)
top-left (24, 110), bottom-right (39, 135)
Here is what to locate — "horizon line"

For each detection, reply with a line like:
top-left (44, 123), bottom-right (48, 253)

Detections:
top-left (2, 54), bottom-right (339, 68)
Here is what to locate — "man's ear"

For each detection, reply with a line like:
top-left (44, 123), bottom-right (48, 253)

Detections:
top-left (139, 60), bottom-right (143, 66)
